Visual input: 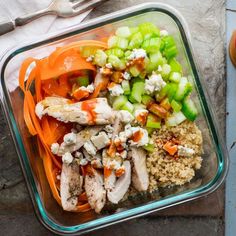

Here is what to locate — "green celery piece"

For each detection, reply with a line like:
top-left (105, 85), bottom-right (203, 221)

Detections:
top-left (129, 79), bottom-right (145, 103)
top-left (121, 101), bottom-right (134, 113)
top-left (171, 99), bottom-right (182, 112)
top-left (143, 143), bottom-right (155, 152)
top-left (167, 83), bottom-right (178, 101)
top-left (146, 113), bottom-right (161, 128)
top-left (105, 48), bottom-right (124, 58)
top-left (169, 58), bottom-right (183, 74)
top-left (76, 76), bottom-right (89, 87)
top-left (174, 77), bottom-right (192, 101)
top-left (113, 95), bottom-right (128, 110)
top-left (142, 37), bottom-right (161, 53)
top-left (129, 66), bottom-right (141, 77)
top-left (116, 26), bottom-right (131, 38)
top-left (182, 98), bottom-right (198, 121)
top-left (121, 80), bottom-right (131, 95)
top-left (166, 111), bottom-right (186, 127)
top-left (108, 35), bottom-right (118, 48)
top-left (139, 22), bottom-right (160, 37)
top-left (128, 32), bottom-right (143, 49)
top-left (116, 36), bottom-right (128, 50)
top-left (94, 49), bottom-right (107, 67)
top-left (142, 94), bottom-right (154, 106)
top-left (169, 72), bottom-right (181, 83)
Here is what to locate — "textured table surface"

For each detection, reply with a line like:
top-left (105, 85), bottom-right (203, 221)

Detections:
top-left (0, 0), bottom-right (226, 235)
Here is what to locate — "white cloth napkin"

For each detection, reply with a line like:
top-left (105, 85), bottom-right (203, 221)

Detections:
top-left (0, 0), bottom-right (91, 56)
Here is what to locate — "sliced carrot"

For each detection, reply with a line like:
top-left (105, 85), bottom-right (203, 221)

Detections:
top-left (163, 141), bottom-right (178, 156)
top-left (78, 192), bottom-right (88, 202)
top-left (74, 203), bottom-right (91, 212)
top-left (19, 57), bottom-right (36, 92)
top-left (48, 40), bottom-right (107, 67)
top-left (25, 67), bottom-right (36, 91)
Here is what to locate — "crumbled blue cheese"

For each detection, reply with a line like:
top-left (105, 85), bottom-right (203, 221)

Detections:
top-left (79, 84), bottom-right (95, 93)
top-left (129, 49), bottom-right (147, 60)
top-left (51, 143), bottom-right (59, 155)
top-left (122, 71), bottom-right (131, 80)
top-left (144, 73), bottom-right (166, 94)
top-left (86, 55), bottom-right (94, 62)
top-left (91, 131), bottom-right (110, 150)
top-left (134, 109), bottom-right (148, 123)
top-left (35, 102), bottom-right (44, 119)
top-left (63, 132), bottom-right (77, 145)
top-left (116, 110), bottom-right (134, 123)
top-left (129, 127), bottom-right (149, 147)
top-left (160, 30), bottom-right (169, 37)
top-left (104, 124), bottom-right (114, 133)
top-left (62, 152), bottom-right (74, 164)
top-left (83, 141), bottom-right (97, 155)
top-left (108, 84), bottom-right (124, 96)
top-left (177, 145), bottom-right (195, 157)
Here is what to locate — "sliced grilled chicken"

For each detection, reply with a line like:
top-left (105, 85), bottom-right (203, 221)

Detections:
top-left (130, 147), bottom-right (149, 191)
top-left (107, 161), bottom-right (131, 204)
top-left (60, 161), bottom-right (83, 211)
top-left (35, 97), bottom-right (114, 125)
top-left (85, 168), bottom-right (106, 213)
top-left (57, 126), bottom-right (103, 156)
top-left (112, 114), bottom-right (123, 138)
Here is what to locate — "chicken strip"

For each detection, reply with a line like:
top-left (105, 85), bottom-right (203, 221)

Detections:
top-left (107, 161), bottom-right (131, 204)
top-left (60, 160), bottom-right (83, 211)
top-left (35, 97), bottom-right (114, 125)
top-left (130, 147), bottom-right (149, 191)
top-left (85, 168), bottom-right (106, 213)
top-left (57, 126), bottom-right (103, 156)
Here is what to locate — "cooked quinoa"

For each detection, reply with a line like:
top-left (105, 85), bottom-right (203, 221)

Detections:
top-left (147, 120), bottom-right (203, 192)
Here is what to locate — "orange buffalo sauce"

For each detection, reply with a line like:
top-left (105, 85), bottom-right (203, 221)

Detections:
top-left (131, 130), bottom-right (143, 143)
top-left (81, 99), bottom-right (97, 124)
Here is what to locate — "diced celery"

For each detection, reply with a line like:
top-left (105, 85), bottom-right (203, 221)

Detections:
top-left (162, 36), bottom-right (178, 59)
top-left (80, 46), bottom-right (97, 57)
top-left (143, 143), bottom-right (155, 152)
top-left (160, 97), bottom-right (171, 110)
top-left (94, 49), bottom-right (107, 67)
top-left (141, 94), bottom-right (154, 106)
top-left (113, 95), bottom-right (128, 110)
top-left (116, 37), bottom-right (128, 50)
top-left (125, 50), bottom-right (132, 58)
top-left (161, 64), bottom-right (171, 79)
top-left (129, 79), bottom-right (145, 103)
top-left (169, 58), bottom-right (183, 74)
top-left (167, 83), bottom-right (178, 101)
top-left (121, 80), bottom-right (131, 95)
top-left (128, 32), bottom-right (143, 49)
top-left (169, 72), bottom-right (181, 83)
top-left (139, 22), bottom-right (160, 37)
top-left (166, 111), bottom-right (186, 126)
top-left (142, 37), bottom-right (161, 53)
top-left (108, 55), bottom-right (126, 70)
top-left (105, 48), bottom-right (124, 58)
top-left (146, 127), bottom-right (154, 135)
top-left (130, 27), bottom-right (139, 35)
top-left (121, 101), bottom-right (134, 113)
top-left (174, 77), bottom-right (192, 101)
top-left (149, 51), bottom-right (164, 66)
top-left (116, 26), bottom-right (131, 38)
top-left (129, 66), bottom-right (141, 77)
top-left (133, 103), bottom-right (146, 111)
top-left (146, 113), bottom-right (161, 128)
top-left (171, 99), bottom-right (182, 112)
top-left (155, 84), bottom-right (169, 102)
top-left (182, 98), bottom-right (198, 121)
top-left (76, 76), bottom-right (89, 87)
top-left (108, 36), bottom-right (118, 48)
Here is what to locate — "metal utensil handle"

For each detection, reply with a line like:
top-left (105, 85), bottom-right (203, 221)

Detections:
top-left (0, 17), bottom-right (15, 36)
top-left (14, 8), bottom-right (53, 26)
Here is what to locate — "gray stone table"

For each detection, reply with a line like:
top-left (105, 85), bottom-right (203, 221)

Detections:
top-left (0, 0), bottom-right (225, 235)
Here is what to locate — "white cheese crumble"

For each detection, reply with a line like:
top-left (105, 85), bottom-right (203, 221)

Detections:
top-left (35, 102), bottom-right (44, 119)
top-left (122, 71), bottom-right (131, 80)
top-left (83, 141), bottom-right (97, 156)
top-left (51, 143), bottom-right (59, 155)
top-left (116, 110), bottom-right (134, 123)
top-left (63, 132), bottom-right (77, 145)
top-left (178, 145), bottom-right (195, 158)
top-left (134, 109), bottom-right (148, 123)
top-left (106, 63), bottom-right (113, 69)
top-left (129, 127), bottom-right (149, 147)
top-left (108, 83), bottom-right (124, 96)
top-left (160, 30), bottom-right (169, 37)
top-left (86, 55), bottom-right (94, 62)
top-left (91, 131), bottom-right (110, 150)
top-left (79, 83), bottom-right (95, 93)
top-left (129, 49), bottom-right (147, 60)
top-left (104, 159), bottom-right (121, 170)
top-left (119, 150), bottom-right (128, 159)
top-left (62, 152), bottom-right (74, 164)
top-left (104, 124), bottom-right (114, 133)
top-left (144, 73), bottom-right (166, 95)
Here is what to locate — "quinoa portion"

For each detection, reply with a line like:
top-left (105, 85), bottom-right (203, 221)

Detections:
top-left (147, 120), bottom-right (203, 192)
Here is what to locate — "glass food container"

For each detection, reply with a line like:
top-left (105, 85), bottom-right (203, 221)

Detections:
top-left (0, 3), bottom-right (229, 235)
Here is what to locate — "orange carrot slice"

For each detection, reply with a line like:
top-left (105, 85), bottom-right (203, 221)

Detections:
top-left (163, 141), bottom-right (178, 156)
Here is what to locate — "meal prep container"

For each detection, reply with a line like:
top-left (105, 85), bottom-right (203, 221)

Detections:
top-left (0, 2), bottom-right (229, 235)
